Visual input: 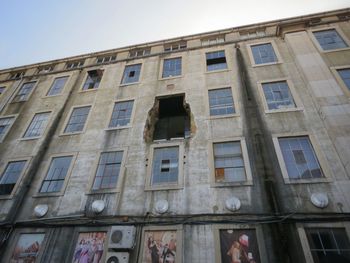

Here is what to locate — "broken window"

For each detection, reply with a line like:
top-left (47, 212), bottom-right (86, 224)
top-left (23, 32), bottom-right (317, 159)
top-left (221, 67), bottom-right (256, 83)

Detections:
top-left (121, 64), bottom-right (141, 84)
top-left (0, 160), bottom-right (27, 195)
top-left (313, 29), bottom-right (348, 50)
top-left (162, 58), bottom-right (182, 78)
top-left (151, 146), bottom-right (179, 185)
top-left (109, 100), bottom-right (134, 128)
top-left (153, 96), bottom-right (190, 141)
top-left (8, 71), bottom-right (25, 80)
top-left (0, 86), bottom-right (5, 96)
top-left (251, 43), bottom-right (277, 64)
top-left (47, 76), bottom-right (68, 96)
top-left (129, 48), bottom-right (150, 58)
top-left (37, 65), bottom-right (55, 74)
top-left (208, 88), bottom-right (235, 116)
top-left (206, 51), bottom-right (227, 71)
top-left (12, 81), bottom-right (36, 102)
top-left (262, 81), bottom-right (296, 110)
top-left (97, 55), bottom-right (116, 64)
top-left (82, 70), bottom-right (103, 90)
top-left (66, 60), bottom-right (85, 69)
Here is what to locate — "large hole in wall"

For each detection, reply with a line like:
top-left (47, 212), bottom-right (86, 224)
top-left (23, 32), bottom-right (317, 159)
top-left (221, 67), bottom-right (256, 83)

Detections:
top-left (144, 95), bottom-right (193, 142)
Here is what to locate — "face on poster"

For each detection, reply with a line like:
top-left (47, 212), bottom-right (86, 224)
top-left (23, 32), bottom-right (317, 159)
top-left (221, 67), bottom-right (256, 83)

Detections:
top-left (219, 229), bottom-right (261, 263)
top-left (11, 233), bottom-right (45, 263)
top-left (71, 232), bottom-right (107, 263)
top-left (141, 230), bottom-right (177, 263)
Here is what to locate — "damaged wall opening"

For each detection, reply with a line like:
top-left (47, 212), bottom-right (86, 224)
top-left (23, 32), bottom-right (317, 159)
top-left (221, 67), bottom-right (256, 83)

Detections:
top-left (144, 95), bottom-right (192, 142)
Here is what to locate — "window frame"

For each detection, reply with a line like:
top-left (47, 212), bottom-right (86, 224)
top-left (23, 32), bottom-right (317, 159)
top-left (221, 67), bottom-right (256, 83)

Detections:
top-left (0, 114), bottom-right (18, 143)
top-left (272, 132), bottom-right (332, 184)
top-left (145, 142), bottom-right (184, 191)
top-left (79, 68), bottom-right (104, 92)
top-left (207, 86), bottom-right (240, 119)
top-left (208, 137), bottom-right (253, 187)
top-left (213, 224), bottom-right (268, 263)
top-left (105, 98), bottom-right (136, 131)
top-left (87, 148), bottom-right (128, 194)
top-left (205, 49), bottom-right (229, 73)
top-left (257, 78), bottom-right (303, 113)
top-left (34, 152), bottom-right (77, 197)
top-left (20, 111), bottom-right (52, 140)
top-left (247, 40), bottom-right (283, 67)
top-left (120, 63), bottom-right (142, 86)
top-left (65, 60), bottom-right (85, 70)
top-left (160, 56), bottom-right (183, 80)
top-left (60, 104), bottom-right (93, 136)
top-left (0, 157), bottom-right (31, 199)
top-left (44, 73), bottom-right (72, 98)
top-left (309, 26), bottom-right (350, 53)
top-left (330, 65), bottom-right (350, 97)
top-left (11, 81), bottom-right (38, 103)
top-left (138, 225), bottom-right (183, 263)
top-left (297, 222), bottom-right (350, 263)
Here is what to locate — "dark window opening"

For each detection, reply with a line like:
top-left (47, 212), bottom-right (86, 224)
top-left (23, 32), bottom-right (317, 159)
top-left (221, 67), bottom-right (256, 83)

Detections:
top-left (206, 51), bottom-right (227, 71)
top-left (82, 70), bottom-right (103, 90)
top-left (154, 96), bottom-right (190, 141)
top-left (161, 159), bottom-right (171, 172)
top-left (129, 71), bottom-right (135, 78)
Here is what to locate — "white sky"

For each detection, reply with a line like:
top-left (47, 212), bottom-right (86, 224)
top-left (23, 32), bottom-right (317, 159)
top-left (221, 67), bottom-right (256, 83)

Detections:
top-left (0, 0), bottom-right (349, 69)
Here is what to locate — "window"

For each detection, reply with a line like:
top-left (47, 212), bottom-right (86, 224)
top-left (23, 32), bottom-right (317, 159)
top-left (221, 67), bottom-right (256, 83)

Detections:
top-left (305, 228), bottom-right (350, 263)
top-left (97, 55), bottom-right (116, 64)
top-left (39, 156), bottom-right (73, 193)
top-left (251, 43), bottom-right (278, 64)
top-left (151, 146), bottom-right (179, 186)
top-left (109, 100), bottom-right (134, 128)
top-left (206, 51), bottom-right (227, 71)
top-left (162, 58), bottom-right (182, 78)
top-left (121, 64), bottom-right (141, 84)
top-left (0, 160), bottom-right (27, 195)
top-left (23, 112), bottom-right (50, 138)
top-left (12, 81), bottom-right (36, 102)
top-left (213, 141), bottom-right (246, 183)
top-left (82, 70), bottom-right (103, 90)
top-left (64, 106), bottom-right (91, 133)
top-left (47, 76), bottom-right (68, 96)
top-left (66, 60), bottom-right (85, 69)
top-left (9, 71), bottom-right (25, 80)
top-left (37, 65), bottom-right (55, 74)
top-left (278, 136), bottom-right (323, 180)
top-left (0, 116), bottom-right (15, 142)
top-left (208, 88), bottom-right (235, 116)
top-left (153, 96), bottom-right (190, 141)
top-left (262, 81), bottom-right (296, 110)
top-left (337, 68), bottom-right (350, 90)
top-left (239, 29), bottom-right (266, 39)
top-left (201, 35), bottom-right (225, 46)
top-left (92, 151), bottom-right (123, 190)
top-left (11, 233), bottom-right (45, 262)
top-left (0, 86), bottom-right (5, 95)
top-left (164, 41), bottom-right (187, 52)
top-left (129, 48), bottom-right (150, 58)
top-left (313, 29), bottom-right (348, 50)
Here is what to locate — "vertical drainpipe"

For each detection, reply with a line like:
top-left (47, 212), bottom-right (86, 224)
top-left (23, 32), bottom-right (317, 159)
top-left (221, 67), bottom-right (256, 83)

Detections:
top-left (235, 44), bottom-right (291, 263)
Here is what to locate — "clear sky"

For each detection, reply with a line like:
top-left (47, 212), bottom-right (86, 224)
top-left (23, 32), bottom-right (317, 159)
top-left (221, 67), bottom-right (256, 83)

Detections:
top-left (1, 0), bottom-right (349, 69)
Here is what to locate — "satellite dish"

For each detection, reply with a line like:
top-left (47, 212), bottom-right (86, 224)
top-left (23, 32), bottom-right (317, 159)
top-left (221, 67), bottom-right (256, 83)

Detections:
top-left (311, 193), bottom-right (329, 208)
top-left (225, 197), bottom-right (241, 212)
top-left (155, 199), bottom-right (169, 214)
top-left (91, 200), bottom-right (105, 214)
top-left (34, 204), bottom-right (48, 218)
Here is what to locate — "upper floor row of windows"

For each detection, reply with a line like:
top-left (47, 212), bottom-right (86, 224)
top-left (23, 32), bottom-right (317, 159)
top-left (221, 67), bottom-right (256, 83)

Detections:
top-left (3, 27), bottom-right (349, 81)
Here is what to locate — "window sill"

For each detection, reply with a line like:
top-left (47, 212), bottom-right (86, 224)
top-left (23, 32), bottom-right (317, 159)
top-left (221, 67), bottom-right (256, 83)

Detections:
top-left (105, 125), bottom-right (131, 131)
top-left (59, 131), bottom-right (85, 137)
top-left (32, 192), bottom-right (64, 198)
top-left (159, 75), bottom-right (183, 81)
top-left (19, 137), bottom-right (41, 141)
top-left (145, 185), bottom-right (183, 191)
top-left (320, 47), bottom-right (350, 53)
top-left (0, 194), bottom-right (14, 200)
top-left (78, 88), bottom-right (99, 93)
top-left (283, 177), bottom-right (332, 184)
top-left (86, 189), bottom-right (119, 195)
top-left (265, 107), bottom-right (304, 114)
top-left (43, 94), bottom-right (63, 98)
top-left (205, 69), bottom-right (230, 74)
top-left (119, 81), bottom-right (140, 87)
top-left (10, 100), bottom-right (27, 104)
top-left (211, 181), bottom-right (253, 187)
top-left (209, 113), bottom-right (240, 120)
top-left (251, 61), bottom-right (282, 68)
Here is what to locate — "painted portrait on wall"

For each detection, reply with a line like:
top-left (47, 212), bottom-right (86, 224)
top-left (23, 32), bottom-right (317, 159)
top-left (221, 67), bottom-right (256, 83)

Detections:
top-left (71, 232), bottom-right (107, 263)
top-left (10, 233), bottom-right (45, 263)
top-left (219, 229), bottom-right (261, 263)
top-left (141, 230), bottom-right (177, 263)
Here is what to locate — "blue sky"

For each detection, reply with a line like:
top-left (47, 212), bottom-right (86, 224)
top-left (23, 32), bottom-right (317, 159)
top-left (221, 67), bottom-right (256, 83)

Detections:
top-left (0, 0), bottom-right (349, 69)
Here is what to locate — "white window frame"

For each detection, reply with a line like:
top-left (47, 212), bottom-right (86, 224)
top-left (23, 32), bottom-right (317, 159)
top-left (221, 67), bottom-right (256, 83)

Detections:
top-left (297, 222), bottom-right (350, 263)
top-left (145, 142), bottom-right (184, 191)
top-left (105, 98), bottom-right (136, 131)
top-left (0, 114), bottom-right (18, 143)
top-left (87, 147), bottom-right (128, 194)
top-left (247, 40), bottom-right (283, 67)
top-left (120, 63), bottom-right (143, 86)
top-left (11, 81), bottom-right (38, 103)
top-left (272, 132), bottom-right (332, 184)
top-left (159, 56), bottom-right (183, 80)
top-left (79, 68), bottom-right (104, 92)
top-left (0, 157), bottom-right (31, 199)
top-left (208, 137), bottom-right (253, 187)
top-left (44, 73), bottom-right (73, 98)
top-left (330, 65), bottom-right (350, 97)
top-left (60, 104), bottom-right (93, 136)
top-left (309, 26), bottom-right (350, 53)
top-left (34, 152), bottom-right (77, 197)
top-left (204, 49), bottom-right (229, 73)
top-left (20, 111), bottom-right (52, 140)
top-left (257, 78), bottom-right (303, 113)
top-left (213, 224), bottom-right (268, 263)
top-left (207, 86), bottom-right (240, 119)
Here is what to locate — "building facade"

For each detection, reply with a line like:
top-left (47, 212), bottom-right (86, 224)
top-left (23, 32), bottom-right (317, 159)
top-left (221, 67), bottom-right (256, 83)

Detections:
top-left (0, 8), bottom-right (350, 263)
